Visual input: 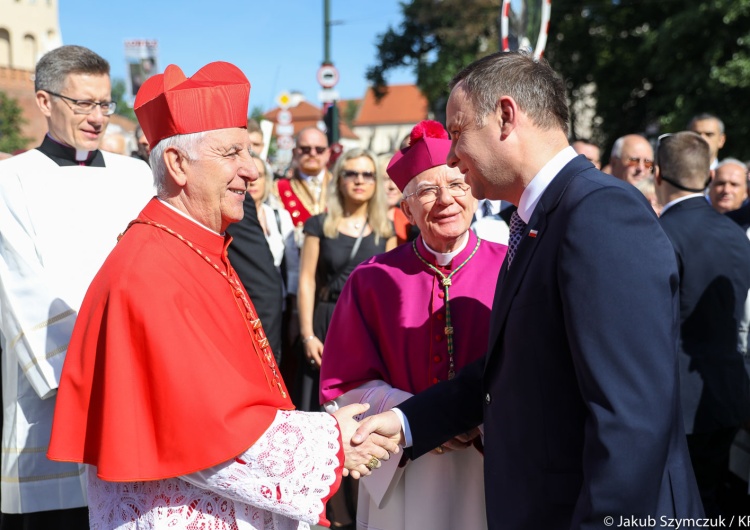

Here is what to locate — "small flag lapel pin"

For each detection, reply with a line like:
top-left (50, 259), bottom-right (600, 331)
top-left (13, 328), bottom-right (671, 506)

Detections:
top-left (528, 229), bottom-right (538, 238)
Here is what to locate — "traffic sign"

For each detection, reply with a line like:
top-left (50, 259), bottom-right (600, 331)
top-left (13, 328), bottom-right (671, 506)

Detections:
top-left (317, 64), bottom-right (339, 89)
top-left (277, 136), bottom-right (294, 150)
top-left (277, 109), bottom-right (292, 125)
top-left (276, 91), bottom-right (292, 109)
top-left (318, 89), bottom-right (340, 103)
top-left (275, 124), bottom-right (294, 137)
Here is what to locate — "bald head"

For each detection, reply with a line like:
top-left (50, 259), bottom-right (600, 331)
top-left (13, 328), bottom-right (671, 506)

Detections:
top-left (294, 127), bottom-right (330, 176)
top-left (610, 135), bottom-right (654, 185)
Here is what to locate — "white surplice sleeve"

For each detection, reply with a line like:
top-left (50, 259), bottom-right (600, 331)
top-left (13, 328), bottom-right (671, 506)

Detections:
top-left (323, 380), bottom-right (412, 508)
top-left (0, 168), bottom-right (75, 399)
top-left (88, 410), bottom-right (343, 529)
top-left (180, 409), bottom-right (342, 526)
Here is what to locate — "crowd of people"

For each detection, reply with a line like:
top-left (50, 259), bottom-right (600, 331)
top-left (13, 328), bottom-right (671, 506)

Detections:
top-left (1, 43), bottom-right (750, 530)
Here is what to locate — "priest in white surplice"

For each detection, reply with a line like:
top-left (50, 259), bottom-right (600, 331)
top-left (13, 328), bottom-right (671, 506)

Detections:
top-left (0, 45), bottom-right (154, 529)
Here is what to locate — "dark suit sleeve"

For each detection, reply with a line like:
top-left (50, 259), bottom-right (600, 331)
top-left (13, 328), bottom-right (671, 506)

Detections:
top-left (559, 187), bottom-right (681, 526)
top-left (398, 356), bottom-right (486, 457)
top-left (226, 198), bottom-right (284, 360)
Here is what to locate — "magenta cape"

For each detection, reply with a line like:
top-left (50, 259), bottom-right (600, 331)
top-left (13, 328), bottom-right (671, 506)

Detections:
top-left (48, 199), bottom-right (314, 481)
top-left (320, 231), bottom-right (507, 401)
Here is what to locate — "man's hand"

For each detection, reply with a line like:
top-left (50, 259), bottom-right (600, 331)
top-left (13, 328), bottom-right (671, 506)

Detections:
top-left (351, 410), bottom-right (405, 450)
top-left (332, 404), bottom-right (401, 479)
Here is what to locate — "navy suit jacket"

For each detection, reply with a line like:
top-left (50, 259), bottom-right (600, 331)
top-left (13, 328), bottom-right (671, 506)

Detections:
top-left (660, 197), bottom-right (750, 434)
top-left (727, 202), bottom-right (750, 231)
top-left (399, 156), bottom-right (703, 529)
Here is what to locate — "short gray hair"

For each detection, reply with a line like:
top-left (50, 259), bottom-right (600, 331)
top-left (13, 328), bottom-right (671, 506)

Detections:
top-left (449, 51), bottom-right (569, 132)
top-left (35, 45), bottom-right (110, 93)
top-left (149, 132), bottom-right (207, 197)
top-left (716, 158), bottom-right (747, 174)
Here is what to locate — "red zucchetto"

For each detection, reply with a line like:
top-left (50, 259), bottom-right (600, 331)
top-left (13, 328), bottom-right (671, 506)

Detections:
top-left (387, 119), bottom-right (452, 192)
top-left (134, 61), bottom-right (250, 147)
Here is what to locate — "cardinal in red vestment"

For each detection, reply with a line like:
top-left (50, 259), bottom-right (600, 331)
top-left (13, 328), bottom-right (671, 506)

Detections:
top-left (47, 61), bottom-right (399, 530)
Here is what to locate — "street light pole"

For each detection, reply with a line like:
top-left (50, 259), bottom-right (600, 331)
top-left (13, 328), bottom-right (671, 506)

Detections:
top-left (324, 0), bottom-right (331, 65)
top-left (321, 0), bottom-right (339, 146)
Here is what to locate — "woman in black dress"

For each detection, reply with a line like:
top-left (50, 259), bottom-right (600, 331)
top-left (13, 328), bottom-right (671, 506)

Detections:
top-left (296, 147), bottom-right (396, 411)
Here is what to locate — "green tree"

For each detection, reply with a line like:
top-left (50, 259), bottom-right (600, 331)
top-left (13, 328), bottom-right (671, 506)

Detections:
top-left (0, 91), bottom-right (30, 153)
top-left (250, 106), bottom-right (266, 124)
top-left (371, 0), bottom-right (750, 160)
top-left (366, 0), bottom-right (499, 116)
top-left (111, 78), bottom-right (137, 121)
top-left (546, 0), bottom-right (750, 161)
top-left (342, 100), bottom-right (359, 128)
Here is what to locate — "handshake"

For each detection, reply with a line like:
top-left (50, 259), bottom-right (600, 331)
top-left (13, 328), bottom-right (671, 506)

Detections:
top-left (331, 403), bottom-right (405, 479)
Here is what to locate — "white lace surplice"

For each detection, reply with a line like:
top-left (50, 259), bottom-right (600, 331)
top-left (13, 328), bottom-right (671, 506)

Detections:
top-left (87, 410), bottom-right (341, 530)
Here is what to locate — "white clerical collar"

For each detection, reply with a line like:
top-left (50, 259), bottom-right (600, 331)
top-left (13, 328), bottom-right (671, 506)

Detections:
top-left (75, 149), bottom-right (91, 162)
top-left (157, 198), bottom-right (224, 236)
top-left (517, 146), bottom-right (577, 224)
top-left (422, 231), bottom-right (470, 266)
top-left (299, 170), bottom-right (325, 182)
top-left (660, 193), bottom-right (705, 215)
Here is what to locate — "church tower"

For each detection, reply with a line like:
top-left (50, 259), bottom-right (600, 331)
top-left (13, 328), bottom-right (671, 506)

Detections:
top-left (0, 0), bottom-right (62, 70)
top-left (0, 0), bottom-right (62, 149)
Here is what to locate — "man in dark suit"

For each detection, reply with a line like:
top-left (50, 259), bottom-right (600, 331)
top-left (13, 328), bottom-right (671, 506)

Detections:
top-left (227, 198), bottom-right (284, 361)
top-left (655, 132), bottom-right (750, 516)
top-left (353, 51), bottom-right (703, 529)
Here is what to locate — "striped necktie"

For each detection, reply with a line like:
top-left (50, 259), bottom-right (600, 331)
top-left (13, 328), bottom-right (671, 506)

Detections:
top-left (507, 210), bottom-right (526, 268)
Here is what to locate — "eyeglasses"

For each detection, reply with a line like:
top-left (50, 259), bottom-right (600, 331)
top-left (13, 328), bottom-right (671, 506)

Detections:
top-left (404, 181), bottom-right (471, 204)
top-left (46, 91), bottom-right (116, 115)
top-left (297, 145), bottom-right (328, 155)
top-left (341, 170), bottom-right (376, 181)
top-left (623, 157), bottom-right (654, 170)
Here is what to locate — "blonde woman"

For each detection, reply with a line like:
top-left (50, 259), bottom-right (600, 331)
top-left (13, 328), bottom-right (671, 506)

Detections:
top-left (296, 148), bottom-right (396, 409)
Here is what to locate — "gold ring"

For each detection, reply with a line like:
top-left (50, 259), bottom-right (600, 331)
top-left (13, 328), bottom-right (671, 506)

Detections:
top-left (436, 445), bottom-right (444, 454)
top-left (366, 456), bottom-right (379, 470)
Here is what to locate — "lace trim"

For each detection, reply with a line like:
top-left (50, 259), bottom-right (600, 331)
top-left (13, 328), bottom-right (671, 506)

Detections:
top-left (88, 410), bottom-right (341, 529)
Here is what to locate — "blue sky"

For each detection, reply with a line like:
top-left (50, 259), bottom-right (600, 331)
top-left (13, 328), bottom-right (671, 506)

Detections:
top-left (58, 0), bottom-right (415, 112)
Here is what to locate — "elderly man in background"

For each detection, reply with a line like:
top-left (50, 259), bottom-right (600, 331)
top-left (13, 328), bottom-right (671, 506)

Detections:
top-left (0, 45), bottom-right (154, 530)
top-left (320, 120), bottom-right (507, 530)
top-left (47, 60), bottom-right (397, 530)
top-left (610, 133), bottom-right (654, 185)
top-left (275, 127), bottom-right (332, 233)
top-left (688, 113), bottom-right (726, 170)
top-left (708, 158), bottom-right (748, 214)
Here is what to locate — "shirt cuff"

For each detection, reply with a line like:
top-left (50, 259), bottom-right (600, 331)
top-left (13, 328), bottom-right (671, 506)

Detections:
top-left (391, 407), bottom-right (412, 448)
